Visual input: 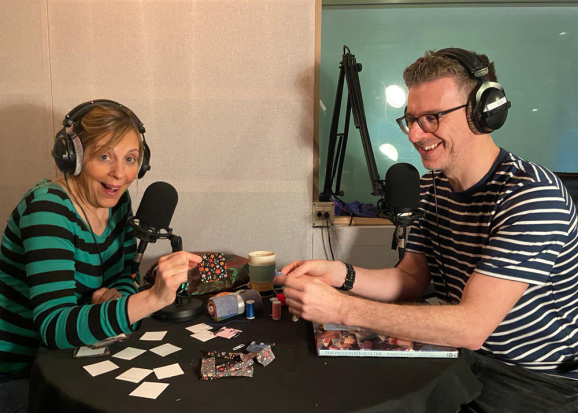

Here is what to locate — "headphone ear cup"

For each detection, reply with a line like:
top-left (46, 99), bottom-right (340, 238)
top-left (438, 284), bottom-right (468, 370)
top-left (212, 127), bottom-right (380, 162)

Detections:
top-left (479, 88), bottom-right (509, 132)
top-left (466, 94), bottom-right (484, 135)
top-left (69, 132), bottom-right (84, 176)
top-left (52, 129), bottom-right (83, 174)
top-left (137, 137), bottom-right (151, 179)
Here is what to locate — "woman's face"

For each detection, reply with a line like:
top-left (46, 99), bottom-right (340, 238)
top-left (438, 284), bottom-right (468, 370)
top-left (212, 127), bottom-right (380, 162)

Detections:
top-left (79, 129), bottom-right (141, 209)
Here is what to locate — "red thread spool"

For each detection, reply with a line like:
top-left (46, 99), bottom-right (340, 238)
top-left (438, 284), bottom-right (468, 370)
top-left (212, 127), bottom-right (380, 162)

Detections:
top-left (272, 300), bottom-right (282, 320)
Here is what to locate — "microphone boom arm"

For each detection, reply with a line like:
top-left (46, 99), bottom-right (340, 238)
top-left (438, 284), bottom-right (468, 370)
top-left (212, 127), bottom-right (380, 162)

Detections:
top-left (320, 46), bottom-right (386, 202)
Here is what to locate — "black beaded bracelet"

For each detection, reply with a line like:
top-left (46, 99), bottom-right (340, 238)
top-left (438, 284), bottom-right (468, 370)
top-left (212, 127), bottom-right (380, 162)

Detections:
top-left (338, 262), bottom-right (356, 291)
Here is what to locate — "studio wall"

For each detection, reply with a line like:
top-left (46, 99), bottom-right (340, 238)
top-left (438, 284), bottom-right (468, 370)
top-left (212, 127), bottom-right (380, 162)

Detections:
top-left (0, 0), bottom-right (317, 270)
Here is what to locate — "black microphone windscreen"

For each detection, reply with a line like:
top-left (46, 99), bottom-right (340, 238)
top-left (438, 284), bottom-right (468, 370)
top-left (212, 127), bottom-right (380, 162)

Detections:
top-left (385, 163), bottom-right (421, 213)
top-left (135, 181), bottom-right (178, 230)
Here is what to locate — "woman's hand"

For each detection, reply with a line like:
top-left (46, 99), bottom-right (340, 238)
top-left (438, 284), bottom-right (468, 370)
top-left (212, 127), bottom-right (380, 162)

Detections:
top-left (149, 251), bottom-right (202, 307)
top-left (91, 287), bottom-right (123, 304)
top-left (275, 259), bottom-right (347, 288)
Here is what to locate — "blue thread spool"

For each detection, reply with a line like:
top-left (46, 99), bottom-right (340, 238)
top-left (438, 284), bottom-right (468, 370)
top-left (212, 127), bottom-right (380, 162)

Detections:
top-left (246, 300), bottom-right (255, 319)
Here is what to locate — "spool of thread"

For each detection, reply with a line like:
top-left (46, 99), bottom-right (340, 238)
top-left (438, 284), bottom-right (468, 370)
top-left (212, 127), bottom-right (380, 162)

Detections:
top-left (272, 300), bottom-right (282, 320)
top-left (206, 289), bottom-right (264, 321)
top-left (238, 289), bottom-right (263, 313)
top-left (207, 294), bottom-right (244, 321)
top-left (246, 300), bottom-right (255, 319)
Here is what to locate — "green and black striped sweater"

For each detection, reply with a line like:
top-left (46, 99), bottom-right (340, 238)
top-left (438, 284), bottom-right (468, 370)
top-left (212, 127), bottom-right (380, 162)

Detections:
top-left (0, 180), bottom-right (140, 376)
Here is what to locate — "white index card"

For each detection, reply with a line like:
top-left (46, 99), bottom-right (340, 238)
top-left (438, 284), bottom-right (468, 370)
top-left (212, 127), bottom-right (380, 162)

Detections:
top-left (154, 363), bottom-right (185, 380)
top-left (116, 368), bottom-right (153, 383)
top-left (186, 323), bottom-right (213, 333)
top-left (191, 331), bottom-right (216, 342)
top-left (129, 382), bottom-right (169, 399)
top-left (113, 347), bottom-right (147, 361)
top-left (140, 331), bottom-right (167, 341)
top-left (83, 360), bottom-right (119, 377)
top-left (150, 343), bottom-right (181, 357)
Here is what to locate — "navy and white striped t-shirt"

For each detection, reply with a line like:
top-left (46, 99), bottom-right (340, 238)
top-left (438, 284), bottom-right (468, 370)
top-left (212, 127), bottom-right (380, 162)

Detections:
top-left (0, 180), bottom-right (140, 376)
top-left (406, 148), bottom-right (578, 379)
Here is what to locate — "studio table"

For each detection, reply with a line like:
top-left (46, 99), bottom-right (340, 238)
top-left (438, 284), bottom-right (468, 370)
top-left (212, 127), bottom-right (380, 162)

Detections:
top-left (29, 299), bottom-right (481, 413)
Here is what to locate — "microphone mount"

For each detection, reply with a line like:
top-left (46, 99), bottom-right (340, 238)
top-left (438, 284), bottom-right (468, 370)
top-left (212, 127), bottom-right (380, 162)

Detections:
top-left (128, 218), bottom-right (174, 244)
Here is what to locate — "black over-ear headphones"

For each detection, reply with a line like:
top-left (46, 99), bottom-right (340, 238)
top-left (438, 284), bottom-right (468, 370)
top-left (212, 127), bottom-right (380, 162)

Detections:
top-left (52, 99), bottom-right (151, 179)
top-left (437, 48), bottom-right (511, 135)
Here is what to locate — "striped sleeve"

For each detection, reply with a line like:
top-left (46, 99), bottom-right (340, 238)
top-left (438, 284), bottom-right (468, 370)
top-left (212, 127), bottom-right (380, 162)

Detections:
top-left (107, 195), bottom-right (139, 296)
top-left (476, 182), bottom-right (570, 285)
top-left (21, 191), bottom-right (137, 349)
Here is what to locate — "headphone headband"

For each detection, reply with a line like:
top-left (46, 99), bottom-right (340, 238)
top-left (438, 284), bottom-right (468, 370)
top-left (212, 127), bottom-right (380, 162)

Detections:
top-left (63, 99), bottom-right (146, 134)
top-left (437, 48), bottom-right (488, 79)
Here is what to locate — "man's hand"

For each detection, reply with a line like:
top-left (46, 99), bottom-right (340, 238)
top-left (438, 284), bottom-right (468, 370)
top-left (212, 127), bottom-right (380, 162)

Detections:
top-left (275, 259), bottom-right (347, 288)
top-left (91, 287), bottom-right (123, 304)
top-left (150, 251), bottom-right (202, 307)
top-left (282, 275), bottom-right (348, 325)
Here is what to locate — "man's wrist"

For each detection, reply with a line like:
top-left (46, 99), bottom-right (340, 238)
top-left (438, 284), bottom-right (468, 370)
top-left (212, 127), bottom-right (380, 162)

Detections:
top-left (337, 262), bottom-right (356, 291)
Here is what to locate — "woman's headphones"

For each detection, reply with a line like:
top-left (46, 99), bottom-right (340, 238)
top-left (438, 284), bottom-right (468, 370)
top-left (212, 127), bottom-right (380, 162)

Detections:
top-left (52, 99), bottom-right (152, 178)
top-left (436, 48), bottom-right (511, 135)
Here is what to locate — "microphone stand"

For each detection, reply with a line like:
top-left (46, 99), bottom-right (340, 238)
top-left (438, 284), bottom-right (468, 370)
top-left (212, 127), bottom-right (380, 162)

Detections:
top-left (320, 46), bottom-right (385, 202)
top-left (150, 233), bottom-right (204, 322)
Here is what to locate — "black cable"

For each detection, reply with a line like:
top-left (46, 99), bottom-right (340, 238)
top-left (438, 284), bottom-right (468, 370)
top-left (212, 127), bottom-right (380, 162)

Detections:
top-left (431, 170), bottom-right (451, 302)
top-left (326, 216), bottom-right (335, 261)
top-left (64, 173), bottom-right (105, 269)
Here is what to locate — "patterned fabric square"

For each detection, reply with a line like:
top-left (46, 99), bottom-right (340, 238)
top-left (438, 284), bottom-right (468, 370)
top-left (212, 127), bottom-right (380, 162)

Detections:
top-left (199, 253), bottom-right (227, 283)
top-left (201, 352), bottom-right (254, 380)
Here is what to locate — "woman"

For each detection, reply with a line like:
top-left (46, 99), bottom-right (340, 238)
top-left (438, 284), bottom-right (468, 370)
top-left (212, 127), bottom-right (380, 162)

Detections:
top-left (0, 102), bottom-right (200, 412)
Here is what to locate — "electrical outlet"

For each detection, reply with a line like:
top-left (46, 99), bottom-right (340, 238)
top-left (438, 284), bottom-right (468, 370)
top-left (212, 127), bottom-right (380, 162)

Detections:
top-left (312, 202), bottom-right (335, 227)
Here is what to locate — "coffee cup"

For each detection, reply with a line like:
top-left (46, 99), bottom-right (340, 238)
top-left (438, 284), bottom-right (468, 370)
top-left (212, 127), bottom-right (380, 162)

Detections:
top-left (248, 251), bottom-right (276, 292)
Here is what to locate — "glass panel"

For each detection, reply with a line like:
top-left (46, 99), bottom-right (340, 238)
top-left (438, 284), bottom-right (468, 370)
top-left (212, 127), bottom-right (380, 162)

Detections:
top-left (319, 5), bottom-right (578, 204)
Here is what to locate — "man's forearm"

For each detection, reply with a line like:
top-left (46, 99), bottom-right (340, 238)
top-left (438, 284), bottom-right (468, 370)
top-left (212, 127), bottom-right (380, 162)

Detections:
top-left (350, 266), bottom-right (430, 303)
top-left (341, 295), bottom-right (481, 350)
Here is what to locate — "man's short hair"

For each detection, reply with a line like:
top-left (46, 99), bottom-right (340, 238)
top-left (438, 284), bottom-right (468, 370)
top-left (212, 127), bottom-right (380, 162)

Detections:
top-left (403, 49), bottom-right (498, 98)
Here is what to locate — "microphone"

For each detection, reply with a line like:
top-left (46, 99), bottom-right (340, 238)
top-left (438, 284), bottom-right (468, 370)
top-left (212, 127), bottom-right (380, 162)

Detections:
top-left (379, 163), bottom-right (423, 261)
top-left (383, 162), bottom-right (422, 224)
top-left (129, 182), bottom-right (179, 277)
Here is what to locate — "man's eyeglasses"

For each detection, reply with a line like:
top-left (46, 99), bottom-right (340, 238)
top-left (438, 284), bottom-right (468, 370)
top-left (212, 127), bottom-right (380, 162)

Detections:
top-left (396, 104), bottom-right (467, 135)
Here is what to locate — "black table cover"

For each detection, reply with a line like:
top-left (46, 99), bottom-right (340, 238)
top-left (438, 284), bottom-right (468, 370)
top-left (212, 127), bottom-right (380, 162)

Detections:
top-left (30, 299), bottom-right (481, 413)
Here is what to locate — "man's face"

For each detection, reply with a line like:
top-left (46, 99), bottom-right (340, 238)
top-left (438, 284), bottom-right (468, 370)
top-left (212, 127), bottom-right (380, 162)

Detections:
top-left (406, 77), bottom-right (471, 175)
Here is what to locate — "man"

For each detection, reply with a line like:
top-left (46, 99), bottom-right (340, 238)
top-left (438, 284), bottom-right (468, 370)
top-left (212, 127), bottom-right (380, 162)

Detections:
top-left (275, 49), bottom-right (578, 412)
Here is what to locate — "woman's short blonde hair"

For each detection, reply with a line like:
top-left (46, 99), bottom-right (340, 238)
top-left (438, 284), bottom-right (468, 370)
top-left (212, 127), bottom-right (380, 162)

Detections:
top-left (72, 105), bottom-right (143, 163)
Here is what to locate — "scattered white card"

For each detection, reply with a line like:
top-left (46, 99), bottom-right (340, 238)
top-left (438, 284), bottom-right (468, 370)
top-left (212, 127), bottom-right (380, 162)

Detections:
top-left (113, 347), bottom-right (147, 361)
top-left (186, 323), bottom-right (213, 334)
top-left (129, 382), bottom-right (169, 399)
top-left (116, 367), bottom-right (153, 383)
top-left (83, 360), bottom-right (119, 377)
top-left (154, 363), bottom-right (184, 380)
top-left (76, 346), bottom-right (107, 357)
top-left (140, 331), bottom-right (167, 341)
top-left (191, 331), bottom-right (216, 342)
top-left (150, 343), bottom-right (181, 357)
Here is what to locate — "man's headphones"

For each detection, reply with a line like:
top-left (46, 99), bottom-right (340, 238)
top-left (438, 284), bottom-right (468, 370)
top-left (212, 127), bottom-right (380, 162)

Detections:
top-left (437, 48), bottom-right (511, 135)
top-left (52, 99), bottom-right (151, 179)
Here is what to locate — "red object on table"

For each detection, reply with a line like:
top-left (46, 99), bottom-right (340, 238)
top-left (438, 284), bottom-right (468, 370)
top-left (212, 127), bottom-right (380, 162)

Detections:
top-left (276, 293), bottom-right (286, 305)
